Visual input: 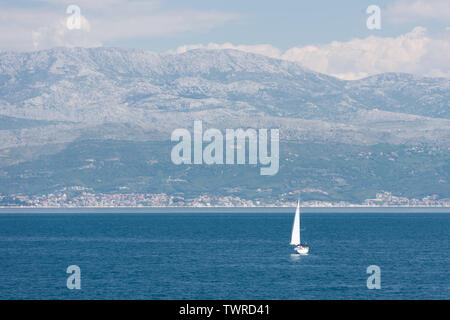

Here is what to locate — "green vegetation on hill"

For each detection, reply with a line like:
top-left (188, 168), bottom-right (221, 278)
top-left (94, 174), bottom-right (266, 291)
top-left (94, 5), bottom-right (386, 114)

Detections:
top-left (0, 139), bottom-right (448, 203)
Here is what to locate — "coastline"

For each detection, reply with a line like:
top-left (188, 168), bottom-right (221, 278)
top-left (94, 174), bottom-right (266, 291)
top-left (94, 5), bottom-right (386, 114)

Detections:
top-left (0, 206), bottom-right (449, 213)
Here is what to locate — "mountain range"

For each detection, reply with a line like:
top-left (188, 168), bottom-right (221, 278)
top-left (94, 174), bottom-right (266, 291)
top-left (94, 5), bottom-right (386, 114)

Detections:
top-left (0, 47), bottom-right (448, 203)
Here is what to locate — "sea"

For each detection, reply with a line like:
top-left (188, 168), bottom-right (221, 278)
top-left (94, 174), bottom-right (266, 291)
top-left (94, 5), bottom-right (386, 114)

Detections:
top-left (0, 210), bottom-right (449, 299)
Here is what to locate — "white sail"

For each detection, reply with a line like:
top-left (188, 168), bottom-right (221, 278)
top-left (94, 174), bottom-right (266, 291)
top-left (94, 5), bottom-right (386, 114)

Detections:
top-left (290, 201), bottom-right (301, 245)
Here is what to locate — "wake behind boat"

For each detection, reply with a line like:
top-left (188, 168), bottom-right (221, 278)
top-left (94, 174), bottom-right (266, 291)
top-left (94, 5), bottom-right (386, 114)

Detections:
top-left (290, 200), bottom-right (309, 255)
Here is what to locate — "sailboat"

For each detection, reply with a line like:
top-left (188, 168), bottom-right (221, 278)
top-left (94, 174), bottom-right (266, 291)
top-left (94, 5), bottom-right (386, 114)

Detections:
top-left (290, 200), bottom-right (309, 255)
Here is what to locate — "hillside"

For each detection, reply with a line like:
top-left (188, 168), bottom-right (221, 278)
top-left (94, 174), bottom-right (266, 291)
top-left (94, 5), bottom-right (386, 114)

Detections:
top-left (0, 47), bottom-right (448, 202)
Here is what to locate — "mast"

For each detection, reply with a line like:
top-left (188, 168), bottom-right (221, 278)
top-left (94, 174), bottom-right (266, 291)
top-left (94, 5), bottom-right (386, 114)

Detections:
top-left (290, 200), bottom-right (301, 245)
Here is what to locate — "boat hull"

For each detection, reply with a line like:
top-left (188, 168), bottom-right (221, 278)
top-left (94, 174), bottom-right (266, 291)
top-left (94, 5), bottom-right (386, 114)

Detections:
top-left (294, 246), bottom-right (309, 255)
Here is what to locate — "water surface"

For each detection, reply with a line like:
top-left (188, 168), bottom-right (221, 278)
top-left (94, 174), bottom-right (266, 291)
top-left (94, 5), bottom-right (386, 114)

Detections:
top-left (0, 212), bottom-right (449, 299)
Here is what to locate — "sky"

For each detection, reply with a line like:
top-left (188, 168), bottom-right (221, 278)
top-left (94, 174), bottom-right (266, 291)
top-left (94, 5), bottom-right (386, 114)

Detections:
top-left (0, 0), bottom-right (449, 79)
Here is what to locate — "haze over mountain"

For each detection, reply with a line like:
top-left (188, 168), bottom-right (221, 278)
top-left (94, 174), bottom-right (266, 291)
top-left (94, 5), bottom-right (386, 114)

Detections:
top-left (0, 47), bottom-right (449, 203)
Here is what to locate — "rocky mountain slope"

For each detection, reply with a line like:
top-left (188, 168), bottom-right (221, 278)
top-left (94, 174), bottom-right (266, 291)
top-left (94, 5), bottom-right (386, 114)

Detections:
top-left (0, 48), bottom-right (448, 201)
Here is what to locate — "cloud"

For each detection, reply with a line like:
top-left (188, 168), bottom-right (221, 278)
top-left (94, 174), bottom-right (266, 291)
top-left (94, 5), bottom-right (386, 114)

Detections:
top-left (385, 0), bottom-right (450, 23)
top-left (31, 15), bottom-right (100, 50)
top-left (175, 27), bottom-right (450, 80)
top-left (0, 1), bottom-right (238, 51)
top-left (282, 27), bottom-right (450, 79)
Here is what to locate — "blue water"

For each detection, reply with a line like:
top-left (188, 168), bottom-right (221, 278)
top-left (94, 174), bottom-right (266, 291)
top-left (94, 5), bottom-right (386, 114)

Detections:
top-left (0, 212), bottom-right (449, 299)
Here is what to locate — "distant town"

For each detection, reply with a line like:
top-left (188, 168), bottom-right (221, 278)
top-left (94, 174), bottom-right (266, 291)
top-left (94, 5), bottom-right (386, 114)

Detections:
top-left (0, 188), bottom-right (449, 208)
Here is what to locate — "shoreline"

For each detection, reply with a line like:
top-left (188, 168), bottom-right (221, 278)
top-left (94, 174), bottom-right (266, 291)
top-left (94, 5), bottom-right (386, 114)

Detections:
top-left (0, 206), bottom-right (449, 213)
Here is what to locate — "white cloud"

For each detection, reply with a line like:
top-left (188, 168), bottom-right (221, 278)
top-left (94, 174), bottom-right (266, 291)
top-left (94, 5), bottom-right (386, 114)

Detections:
top-left (175, 27), bottom-right (450, 80)
top-left (0, 1), bottom-right (238, 51)
top-left (282, 26), bottom-right (450, 79)
top-left (385, 0), bottom-right (450, 23)
top-left (31, 15), bottom-right (100, 50)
